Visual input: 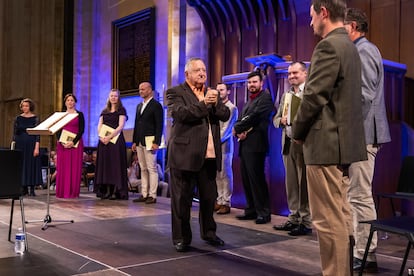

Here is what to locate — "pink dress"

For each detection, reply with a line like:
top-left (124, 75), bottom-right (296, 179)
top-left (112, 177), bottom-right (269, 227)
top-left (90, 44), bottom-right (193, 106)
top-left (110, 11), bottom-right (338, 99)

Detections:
top-left (56, 112), bottom-right (85, 198)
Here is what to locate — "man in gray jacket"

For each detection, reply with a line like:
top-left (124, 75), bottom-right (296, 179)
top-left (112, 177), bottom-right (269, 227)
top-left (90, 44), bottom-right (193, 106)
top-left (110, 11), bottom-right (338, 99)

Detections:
top-left (344, 8), bottom-right (391, 273)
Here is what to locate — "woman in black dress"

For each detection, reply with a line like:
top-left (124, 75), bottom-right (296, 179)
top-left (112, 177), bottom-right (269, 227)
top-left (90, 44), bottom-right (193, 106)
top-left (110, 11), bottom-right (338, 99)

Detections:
top-left (13, 98), bottom-right (43, 196)
top-left (94, 89), bottom-right (129, 200)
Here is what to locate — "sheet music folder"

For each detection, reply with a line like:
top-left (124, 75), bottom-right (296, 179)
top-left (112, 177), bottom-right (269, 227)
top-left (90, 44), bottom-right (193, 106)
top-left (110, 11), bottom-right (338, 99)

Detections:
top-left (27, 112), bottom-right (78, 135)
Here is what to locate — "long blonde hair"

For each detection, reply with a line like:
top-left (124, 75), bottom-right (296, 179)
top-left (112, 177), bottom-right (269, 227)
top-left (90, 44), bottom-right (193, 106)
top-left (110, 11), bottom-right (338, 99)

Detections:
top-left (103, 88), bottom-right (124, 113)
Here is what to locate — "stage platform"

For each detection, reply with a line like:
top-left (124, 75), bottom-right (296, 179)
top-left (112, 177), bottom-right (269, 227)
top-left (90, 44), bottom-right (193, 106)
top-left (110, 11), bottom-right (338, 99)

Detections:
top-left (0, 188), bottom-right (412, 275)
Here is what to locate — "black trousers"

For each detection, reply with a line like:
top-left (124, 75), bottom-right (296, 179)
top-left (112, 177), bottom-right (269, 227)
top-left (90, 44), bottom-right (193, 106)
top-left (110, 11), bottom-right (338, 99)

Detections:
top-left (240, 151), bottom-right (270, 217)
top-left (170, 159), bottom-right (217, 245)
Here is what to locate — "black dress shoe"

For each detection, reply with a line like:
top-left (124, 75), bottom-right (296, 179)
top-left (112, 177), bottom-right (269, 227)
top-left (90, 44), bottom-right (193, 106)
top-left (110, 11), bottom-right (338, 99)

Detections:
top-left (236, 214), bottom-right (257, 220)
top-left (255, 215), bottom-right (271, 224)
top-left (205, 236), bottom-right (225, 246)
top-left (273, 221), bottom-right (298, 231)
top-left (353, 257), bottom-right (378, 273)
top-left (288, 224), bottom-right (312, 236)
top-left (101, 192), bottom-right (111, 200)
top-left (175, 242), bottom-right (189, 252)
top-left (133, 196), bottom-right (147, 203)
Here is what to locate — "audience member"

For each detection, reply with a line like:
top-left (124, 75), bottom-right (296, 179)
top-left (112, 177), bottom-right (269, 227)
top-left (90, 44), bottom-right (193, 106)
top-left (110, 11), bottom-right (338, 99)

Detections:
top-left (131, 82), bottom-right (164, 204)
top-left (273, 62), bottom-right (312, 236)
top-left (13, 98), bottom-right (42, 196)
top-left (233, 70), bottom-right (274, 224)
top-left (49, 150), bottom-right (57, 167)
top-left (344, 7), bottom-right (391, 273)
top-left (157, 162), bottom-right (169, 197)
top-left (84, 151), bottom-right (97, 191)
top-left (94, 88), bottom-right (129, 200)
top-left (49, 153), bottom-right (57, 190)
top-left (55, 93), bottom-right (85, 198)
top-left (166, 57), bottom-right (230, 252)
top-left (214, 83), bottom-right (238, 215)
top-left (291, 1), bottom-right (366, 275)
top-left (127, 151), bottom-right (142, 192)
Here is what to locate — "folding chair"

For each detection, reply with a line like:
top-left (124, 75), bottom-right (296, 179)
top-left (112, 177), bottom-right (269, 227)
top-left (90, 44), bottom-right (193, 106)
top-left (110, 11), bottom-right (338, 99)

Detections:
top-left (357, 156), bottom-right (414, 275)
top-left (359, 217), bottom-right (414, 276)
top-left (376, 156), bottom-right (414, 216)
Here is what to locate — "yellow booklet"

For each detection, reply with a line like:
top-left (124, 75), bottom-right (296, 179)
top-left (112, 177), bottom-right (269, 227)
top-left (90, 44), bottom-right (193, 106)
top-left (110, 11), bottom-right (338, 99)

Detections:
top-left (288, 94), bottom-right (301, 125)
top-left (99, 124), bottom-right (119, 144)
top-left (59, 129), bottom-right (79, 148)
top-left (144, 135), bottom-right (166, 150)
top-left (283, 93), bottom-right (301, 125)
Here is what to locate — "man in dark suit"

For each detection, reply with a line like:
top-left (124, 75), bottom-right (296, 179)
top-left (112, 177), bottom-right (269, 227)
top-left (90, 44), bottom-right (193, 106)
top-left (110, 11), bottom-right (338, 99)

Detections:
top-left (233, 70), bottom-right (274, 225)
top-left (292, 1), bottom-right (367, 275)
top-left (166, 57), bottom-right (230, 252)
top-left (131, 82), bottom-right (164, 204)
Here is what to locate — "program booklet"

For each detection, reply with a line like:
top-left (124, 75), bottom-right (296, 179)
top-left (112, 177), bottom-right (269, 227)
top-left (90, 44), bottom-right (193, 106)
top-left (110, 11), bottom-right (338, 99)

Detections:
top-left (144, 135), bottom-right (166, 150)
top-left (59, 129), bottom-right (79, 148)
top-left (98, 124), bottom-right (119, 144)
top-left (283, 93), bottom-right (301, 125)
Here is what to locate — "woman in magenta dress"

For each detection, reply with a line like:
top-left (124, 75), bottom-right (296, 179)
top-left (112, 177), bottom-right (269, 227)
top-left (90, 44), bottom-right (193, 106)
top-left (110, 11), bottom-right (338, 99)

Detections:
top-left (94, 88), bottom-right (128, 200)
top-left (56, 94), bottom-right (85, 198)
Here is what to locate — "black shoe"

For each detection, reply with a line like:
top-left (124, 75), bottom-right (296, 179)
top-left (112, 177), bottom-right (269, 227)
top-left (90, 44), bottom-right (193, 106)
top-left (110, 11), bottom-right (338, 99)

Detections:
top-left (273, 221), bottom-right (298, 231)
top-left (353, 257), bottom-right (378, 273)
top-left (133, 196), bottom-right (147, 203)
top-left (145, 197), bottom-right (157, 204)
top-left (236, 214), bottom-right (257, 220)
top-left (175, 242), bottom-right (189, 252)
top-left (288, 224), bottom-right (312, 236)
top-left (255, 215), bottom-right (271, 224)
top-left (204, 236), bottom-right (225, 246)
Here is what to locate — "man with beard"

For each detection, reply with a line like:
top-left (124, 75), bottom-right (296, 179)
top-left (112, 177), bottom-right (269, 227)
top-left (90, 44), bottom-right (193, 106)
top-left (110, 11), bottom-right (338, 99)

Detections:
top-left (214, 83), bottom-right (238, 215)
top-left (233, 70), bottom-right (274, 224)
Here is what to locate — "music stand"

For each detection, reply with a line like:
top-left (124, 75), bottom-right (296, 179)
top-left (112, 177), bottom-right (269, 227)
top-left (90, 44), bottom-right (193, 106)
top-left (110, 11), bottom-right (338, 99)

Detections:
top-left (245, 52), bottom-right (286, 74)
top-left (26, 112), bottom-right (77, 230)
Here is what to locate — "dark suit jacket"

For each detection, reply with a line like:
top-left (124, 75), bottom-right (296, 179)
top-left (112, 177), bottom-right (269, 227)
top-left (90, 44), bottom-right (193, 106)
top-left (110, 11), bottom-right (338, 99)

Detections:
top-left (292, 27), bottom-right (367, 165)
top-left (233, 89), bottom-right (274, 154)
top-left (132, 98), bottom-right (164, 147)
top-left (166, 82), bottom-right (230, 172)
